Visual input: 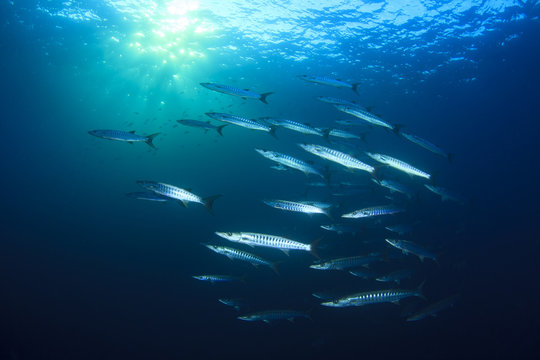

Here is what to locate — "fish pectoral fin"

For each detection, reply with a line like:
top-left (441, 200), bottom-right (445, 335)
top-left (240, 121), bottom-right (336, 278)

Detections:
top-left (263, 320), bottom-right (270, 324)
top-left (281, 249), bottom-right (290, 256)
top-left (287, 318), bottom-right (295, 323)
top-left (391, 301), bottom-right (400, 305)
top-left (178, 200), bottom-right (188, 207)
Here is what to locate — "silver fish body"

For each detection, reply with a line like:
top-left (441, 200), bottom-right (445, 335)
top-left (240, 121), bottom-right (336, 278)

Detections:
top-left (88, 129), bottom-right (159, 148)
top-left (203, 244), bottom-right (278, 273)
top-left (299, 144), bottom-right (374, 173)
top-left (406, 294), bottom-right (460, 321)
top-left (255, 149), bottom-right (323, 178)
top-left (177, 119), bottom-right (227, 136)
top-left (400, 132), bottom-right (451, 161)
top-left (205, 113), bottom-right (275, 135)
top-left (342, 205), bottom-right (403, 218)
top-left (366, 152), bottom-right (431, 180)
top-left (215, 232), bottom-right (312, 254)
top-left (263, 200), bottom-right (330, 217)
top-left (310, 255), bottom-right (380, 271)
top-left (298, 75), bottom-right (360, 94)
top-left (200, 82), bottom-right (273, 104)
top-left (192, 275), bottom-right (244, 283)
top-left (333, 105), bottom-right (394, 129)
top-left (425, 184), bottom-right (466, 204)
top-left (373, 179), bottom-right (413, 199)
top-left (260, 117), bottom-right (325, 137)
top-left (385, 239), bottom-right (437, 262)
top-left (321, 288), bottom-right (424, 307)
top-left (126, 192), bottom-right (169, 202)
top-left (238, 310), bottom-right (310, 323)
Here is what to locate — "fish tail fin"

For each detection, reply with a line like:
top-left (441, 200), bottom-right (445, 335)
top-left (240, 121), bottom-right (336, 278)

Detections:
top-left (202, 194), bottom-right (222, 215)
top-left (416, 280), bottom-right (427, 300)
top-left (322, 128), bottom-right (331, 142)
top-left (392, 124), bottom-right (404, 136)
top-left (271, 262), bottom-right (281, 276)
top-left (309, 237), bottom-right (323, 259)
top-left (145, 133), bottom-right (160, 149)
top-left (268, 126), bottom-right (278, 139)
top-left (216, 124), bottom-right (227, 136)
top-left (351, 82), bottom-right (361, 95)
top-left (259, 92), bottom-right (274, 104)
top-left (447, 153), bottom-right (455, 164)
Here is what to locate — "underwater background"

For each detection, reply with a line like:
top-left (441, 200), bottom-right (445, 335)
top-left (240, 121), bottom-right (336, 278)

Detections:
top-left (1, 0), bottom-right (540, 359)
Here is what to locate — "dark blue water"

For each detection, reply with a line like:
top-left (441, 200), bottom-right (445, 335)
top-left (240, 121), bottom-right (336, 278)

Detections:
top-left (1, 1), bottom-right (539, 359)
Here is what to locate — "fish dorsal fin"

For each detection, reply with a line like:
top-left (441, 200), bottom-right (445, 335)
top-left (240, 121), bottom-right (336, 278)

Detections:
top-left (129, 130), bottom-right (136, 134)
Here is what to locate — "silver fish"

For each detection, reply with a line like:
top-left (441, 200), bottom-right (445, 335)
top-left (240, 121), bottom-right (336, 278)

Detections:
top-left (88, 129), bottom-right (159, 148)
top-left (263, 199), bottom-right (331, 217)
top-left (136, 181), bottom-right (221, 214)
top-left (205, 113), bottom-right (276, 137)
top-left (260, 117), bottom-right (327, 137)
top-left (342, 205), bottom-right (403, 218)
top-left (255, 148), bottom-right (324, 178)
top-left (385, 239), bottom-right (437, 263)
top-left (200, 82), bottom-right (273, 104)
top-left (126, 192), bottom-right (169, 202)
top-left (215, 232), bottom-right (318, 257)
top-left (385, 224), bottom-right (413, 235)
top-left (192, 275), bottom-right (244, 283)
top-left (366, 152), bottom-right (431, 180)
top-left (310, 255), bottom-right (380, 271)
top-left (238, 310), bottom-right (310, 323)
top-left (324, 128), bottom-right (365, 141)
top-left (349, 269), bottom-right (378, 280)
top-left (376, 269), bottom-right (414, 285)
top-left (425, 185), bottom-right (466, 204)
top-left (333, 105), bottom-right (394, 130)
top-left (406, 294), bottom-right (460, 321)
top-left (299, 144), bottom-right (374, 174)
top-left (315, 96), bottom-right (364, 107)
top-left (218, 298), bottom-right (246, 311)
top-left (321, 285), bottom-right (425, 307)
top-left (400, 132), bottom-right (453, 162)
top-left (177, 119), bottom-right (227, 136)
top-left (203, 244), bottom-right (278, 274)
top-left (320, 224), bottom-right (357, 235)
top-left (298, 75), bottom-right (360, 94)
top-left (372, 179), bottom-right (413, 199)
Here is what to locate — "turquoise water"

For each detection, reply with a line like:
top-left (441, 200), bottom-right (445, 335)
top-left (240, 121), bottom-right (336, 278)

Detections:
top-left (1, 1), bottom-right (540, 359)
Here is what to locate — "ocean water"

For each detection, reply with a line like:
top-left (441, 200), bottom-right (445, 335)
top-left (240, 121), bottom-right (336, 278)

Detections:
top-left (1, 1), bottom-right (539, 359)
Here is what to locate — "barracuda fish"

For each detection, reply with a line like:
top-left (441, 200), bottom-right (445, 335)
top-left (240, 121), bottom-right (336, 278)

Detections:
top-left (238, 310), bottom-right (311, 323)
top-left (270, 164), bottom-right (288, 171)
top-left (320, 224), bottom-right (357, 235)
top-left (260, 117), bottom-right (327, 137)
top-left (176, 119), bottom-right (227, 136)
top-left (321, 285), bottom-right (425, 307)
top-left (385, 239), bottom-right (437, 263)
top-left (400, 132), bottom-right (453, 163)
top-left (299, 201), bottom-right (333, 209)
top-left (203, 244), bottom-right (278, 274)
top-left (263, 199), bottom-right (331, 217)
top-left (315, 96), bottom-right (364, 107)
top-left (406, 294), bottom-right (460, 321)
top-left (88, 129), bottom-right (159, 148)
top-left (126, 192), bottom-right (169, 202)
top-left (255, 149), bottom-right (324, 178)
top-left (192, 275), bottom-right (245, 284)
top-left (376, 269), bottom-right (414, 285)
top-left (334, 105), bottom-right (395, 130)
top-left (424, 184), bottom-right (466, 204)
top-left (372, 179), bottom-right (413, 199)
top-left (324, 128), bottom-right (366, 141)
top-left (310, 255), bottom-right (381, 271)
top-left (136, 181), bottom-right (221, 214)
top-left (218, 298), bottom-right (246, 311)
top-left (335, 119), bottom-right (367, 126)
top-left (385, 224), bottom-right (413, 235)
top-left (349, 268), bottom-right (378, 280)
top-left (342, 205), bottom-right (404, 219)
top-left (205, 113), bottom-right (276, 137)
top-left (366, 152), bottom-right (431, 180)
top-left (200, 82), bottom-right (273, 104)
top-left (215, 231), bottom-right (318, 257)
top-left (299, 144), bottom-right (374, 174)
top-left (298, 75), bottom-right (360, 94)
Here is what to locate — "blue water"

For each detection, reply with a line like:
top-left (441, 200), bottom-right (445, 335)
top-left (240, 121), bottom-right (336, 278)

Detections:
top-left (1, 1), bottom-right (540, 359)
